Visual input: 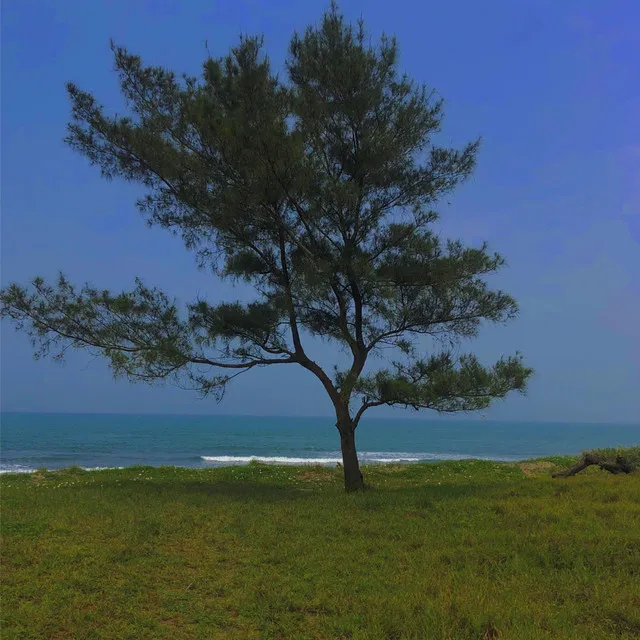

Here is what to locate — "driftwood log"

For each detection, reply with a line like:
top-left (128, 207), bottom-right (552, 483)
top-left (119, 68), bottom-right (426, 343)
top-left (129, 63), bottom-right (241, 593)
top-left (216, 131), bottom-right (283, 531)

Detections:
top-left (552, 452), bottom-right (634, 478)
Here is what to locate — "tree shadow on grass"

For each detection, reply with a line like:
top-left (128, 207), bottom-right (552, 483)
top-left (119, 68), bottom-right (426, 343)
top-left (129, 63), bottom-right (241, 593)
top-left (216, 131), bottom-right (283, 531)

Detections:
top-left (35, 464), bottom-right (540, 506)
top-left (127, 476), bottom-right (528, 505)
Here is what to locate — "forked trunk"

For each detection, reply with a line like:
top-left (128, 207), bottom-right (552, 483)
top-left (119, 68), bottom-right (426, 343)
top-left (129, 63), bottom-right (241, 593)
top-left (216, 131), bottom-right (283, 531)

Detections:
top-left (338, 420), bottom-right (364, 492)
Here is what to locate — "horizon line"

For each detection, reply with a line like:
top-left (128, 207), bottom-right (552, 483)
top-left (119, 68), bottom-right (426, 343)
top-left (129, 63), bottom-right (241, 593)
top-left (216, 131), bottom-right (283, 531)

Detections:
top-left (1, 410), bottom-right (639, 427)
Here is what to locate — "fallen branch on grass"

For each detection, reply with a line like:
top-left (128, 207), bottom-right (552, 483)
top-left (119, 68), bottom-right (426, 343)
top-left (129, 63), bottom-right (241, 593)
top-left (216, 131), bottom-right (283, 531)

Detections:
top-left (553, 447), bottom-right (640, 478)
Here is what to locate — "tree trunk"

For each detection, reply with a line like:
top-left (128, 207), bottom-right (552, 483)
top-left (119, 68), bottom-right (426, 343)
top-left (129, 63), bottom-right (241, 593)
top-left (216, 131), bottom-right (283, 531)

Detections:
top-left (338, 421), bottom-right (364, 492)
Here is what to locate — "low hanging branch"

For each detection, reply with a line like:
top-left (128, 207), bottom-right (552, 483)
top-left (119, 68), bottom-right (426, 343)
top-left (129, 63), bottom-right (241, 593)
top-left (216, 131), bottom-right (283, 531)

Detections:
top-left (552, 447), bottom-right (640, 478)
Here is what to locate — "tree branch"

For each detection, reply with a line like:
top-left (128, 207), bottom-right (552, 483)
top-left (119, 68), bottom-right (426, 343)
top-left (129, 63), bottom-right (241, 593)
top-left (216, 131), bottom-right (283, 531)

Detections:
top-left (353, 399), bottom-right (385, 428)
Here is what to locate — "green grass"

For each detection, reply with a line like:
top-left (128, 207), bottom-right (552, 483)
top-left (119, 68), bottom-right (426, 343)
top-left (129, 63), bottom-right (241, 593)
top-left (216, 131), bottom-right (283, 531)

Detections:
top-left (2, 458), bottom-right (640, 639)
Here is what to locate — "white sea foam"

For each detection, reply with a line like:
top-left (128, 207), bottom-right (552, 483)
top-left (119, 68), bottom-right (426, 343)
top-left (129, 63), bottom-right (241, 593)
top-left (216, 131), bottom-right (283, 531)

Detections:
top-left (201, 456), bottom-right (343, 465)
top-left (200, 452), bottom-right (519, 465)
top-left (0, 465), bottom-right (37, 474)
top-left (0, 465), bottom-right (125, 474)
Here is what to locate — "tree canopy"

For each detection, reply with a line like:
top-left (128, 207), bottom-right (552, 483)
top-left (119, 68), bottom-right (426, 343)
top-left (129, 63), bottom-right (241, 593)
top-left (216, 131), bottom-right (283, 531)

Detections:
top-left (1, 3), bottom-right (533, 490)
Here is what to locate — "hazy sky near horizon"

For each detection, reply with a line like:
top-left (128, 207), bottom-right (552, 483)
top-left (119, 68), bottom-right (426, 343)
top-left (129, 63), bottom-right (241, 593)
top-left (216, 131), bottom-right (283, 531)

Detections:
top-left (1, 0), bottom-right (639, 423)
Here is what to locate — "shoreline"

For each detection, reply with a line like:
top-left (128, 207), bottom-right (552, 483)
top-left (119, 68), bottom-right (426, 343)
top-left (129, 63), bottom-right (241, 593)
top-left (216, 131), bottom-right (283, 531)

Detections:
top-left (0, 454), bottom-right (576, 476)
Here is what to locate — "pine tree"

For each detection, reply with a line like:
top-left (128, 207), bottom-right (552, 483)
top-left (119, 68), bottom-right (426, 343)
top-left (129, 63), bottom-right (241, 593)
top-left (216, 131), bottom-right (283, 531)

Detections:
top-left (1, 4), bottom-right (532, 491)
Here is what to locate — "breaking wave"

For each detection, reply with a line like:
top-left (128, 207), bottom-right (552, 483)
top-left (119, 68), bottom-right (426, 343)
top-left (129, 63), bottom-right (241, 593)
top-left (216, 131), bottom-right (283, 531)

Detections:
top-left (0, 465), bottom-right (125, 474)
top-left (200, 452), bottom-right (519, 465)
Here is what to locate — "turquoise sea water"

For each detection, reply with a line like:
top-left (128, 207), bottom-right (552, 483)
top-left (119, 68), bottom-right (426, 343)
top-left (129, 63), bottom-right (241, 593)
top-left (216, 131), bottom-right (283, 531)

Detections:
top-left (1, 412), bottom-right (638, 473)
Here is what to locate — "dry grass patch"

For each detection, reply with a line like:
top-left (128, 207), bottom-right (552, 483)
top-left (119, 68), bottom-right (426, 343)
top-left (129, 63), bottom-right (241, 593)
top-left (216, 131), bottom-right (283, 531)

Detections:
top-left (295, 467), bottom-right (335, 482)
top-left (519, 461), bottom-right (556, 476)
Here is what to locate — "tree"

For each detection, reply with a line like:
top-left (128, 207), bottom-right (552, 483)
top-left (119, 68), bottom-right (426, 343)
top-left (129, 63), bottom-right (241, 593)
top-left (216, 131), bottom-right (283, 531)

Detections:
top-left (1, 4), bottom-right (533, 491)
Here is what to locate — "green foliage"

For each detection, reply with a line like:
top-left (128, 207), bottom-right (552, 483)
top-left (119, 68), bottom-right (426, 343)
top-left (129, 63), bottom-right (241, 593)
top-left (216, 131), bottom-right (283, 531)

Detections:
top-left (0, 4), bottom-right (532, 436)
top-left (0, 275), bottom-right (189, 375)
top-left (584, 446), bottom-right (640, 470)
top-left (354, 352), bottom-right (532, 413)
top-left (2, 461), bottom-right (640, 639)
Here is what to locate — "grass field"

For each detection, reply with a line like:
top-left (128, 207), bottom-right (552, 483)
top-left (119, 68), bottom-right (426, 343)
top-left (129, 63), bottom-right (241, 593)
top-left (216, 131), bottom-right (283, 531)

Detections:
top-left (2, 458), bottom-right (640, 639)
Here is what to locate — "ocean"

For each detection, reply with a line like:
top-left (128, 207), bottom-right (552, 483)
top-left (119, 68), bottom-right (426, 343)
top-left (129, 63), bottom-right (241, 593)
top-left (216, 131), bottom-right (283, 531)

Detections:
top-left (1, 412), bottom-right (639, 474)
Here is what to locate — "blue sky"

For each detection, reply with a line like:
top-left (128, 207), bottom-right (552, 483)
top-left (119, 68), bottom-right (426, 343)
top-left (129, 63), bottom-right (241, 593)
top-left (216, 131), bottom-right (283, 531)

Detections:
top-left (1, 0), bottom-right (638, 423)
